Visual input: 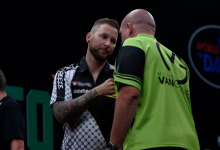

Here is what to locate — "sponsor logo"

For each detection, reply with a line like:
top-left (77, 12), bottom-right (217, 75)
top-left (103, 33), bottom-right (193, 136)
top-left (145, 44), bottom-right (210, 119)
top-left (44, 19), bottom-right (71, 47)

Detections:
top-left (57, 71), bottom-right (64, 89)
top-left (188, 25), bottom-right (220, 89)
top-left (158, 76), bottom-right (178, 87)
top-left (72, 81), bottom-right (92, 87)
top-left (73, 89), bottom-right (90, 94)
top-left (156, 42), bottom-right (190, 99)
top-left (157, 72), bottom-right (190, 99)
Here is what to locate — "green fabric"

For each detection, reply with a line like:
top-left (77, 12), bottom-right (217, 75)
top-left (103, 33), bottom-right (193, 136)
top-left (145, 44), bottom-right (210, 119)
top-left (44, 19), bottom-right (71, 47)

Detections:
top-left (113, 34), bottom-right (200, 150)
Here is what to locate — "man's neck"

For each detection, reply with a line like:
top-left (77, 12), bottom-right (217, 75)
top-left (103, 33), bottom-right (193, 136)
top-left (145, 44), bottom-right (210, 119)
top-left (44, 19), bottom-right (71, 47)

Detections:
top-left (85, 51), bottom-right (107, 83)
top-left (0, 91), bottom-right (7, 101)
top-left (85, 53), bottom-right (106, 75)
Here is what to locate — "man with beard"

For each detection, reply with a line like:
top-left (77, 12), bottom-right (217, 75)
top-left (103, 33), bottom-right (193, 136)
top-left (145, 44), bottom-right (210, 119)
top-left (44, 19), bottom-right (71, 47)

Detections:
top-left (50, 18), bottom-right (119, 150)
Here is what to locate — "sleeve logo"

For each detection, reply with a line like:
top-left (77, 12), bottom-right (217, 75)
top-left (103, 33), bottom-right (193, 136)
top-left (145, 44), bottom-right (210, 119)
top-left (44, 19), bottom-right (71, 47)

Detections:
top-left (57, 71), bottom-right (64, 89)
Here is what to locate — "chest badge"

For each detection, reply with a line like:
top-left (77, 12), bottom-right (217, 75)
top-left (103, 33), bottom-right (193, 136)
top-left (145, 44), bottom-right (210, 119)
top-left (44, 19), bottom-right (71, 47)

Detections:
top-left (72, 81), bottom-right (92, 87)
top-left (73, 82), bottom-right (78, 86)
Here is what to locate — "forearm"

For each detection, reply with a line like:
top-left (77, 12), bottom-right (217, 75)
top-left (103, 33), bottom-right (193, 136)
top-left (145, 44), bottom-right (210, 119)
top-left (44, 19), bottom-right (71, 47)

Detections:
top-left (110, 87), bottom-right (139, 146)
top-left (10, 139), bottom-right (24, 150)
top-left (53, 88), bottom-right (99, 123)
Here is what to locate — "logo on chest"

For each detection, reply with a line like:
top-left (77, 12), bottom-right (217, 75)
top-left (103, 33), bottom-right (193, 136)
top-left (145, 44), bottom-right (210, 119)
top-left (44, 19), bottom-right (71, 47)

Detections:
top-left (72, 81), bottom-right (92, 87)
top-left (73, 89), bottom-right (90, 94)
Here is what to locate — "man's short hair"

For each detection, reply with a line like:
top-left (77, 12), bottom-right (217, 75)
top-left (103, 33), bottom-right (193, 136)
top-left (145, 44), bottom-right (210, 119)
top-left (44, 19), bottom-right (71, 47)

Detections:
top-left (91, 18), bottom-right (119, 33)
top-left (0, 69), bottom-right (6, 91)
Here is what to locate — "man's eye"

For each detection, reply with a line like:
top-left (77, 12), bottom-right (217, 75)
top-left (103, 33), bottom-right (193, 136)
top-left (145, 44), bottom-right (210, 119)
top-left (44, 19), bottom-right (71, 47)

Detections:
top-left (102, 35), bottom-right (107, 39)
top-left (111, 40), bottom-right (116, 44)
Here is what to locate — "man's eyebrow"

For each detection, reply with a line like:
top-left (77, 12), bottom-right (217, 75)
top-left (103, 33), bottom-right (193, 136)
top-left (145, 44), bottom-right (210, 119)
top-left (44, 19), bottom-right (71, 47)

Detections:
top-left (100, 32), bottom-right (117, 40)
top-left (100, 32), bottom-right (108, 36)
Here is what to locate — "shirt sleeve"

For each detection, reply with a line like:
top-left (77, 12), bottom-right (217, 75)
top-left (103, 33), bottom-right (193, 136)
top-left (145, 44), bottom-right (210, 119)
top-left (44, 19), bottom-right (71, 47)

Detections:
top-left (3, 107), bottom-right (25, 142)
top-left (114, 45), bottom-right (145, 91)
top-left (50, 69), bottom-right (66, 107)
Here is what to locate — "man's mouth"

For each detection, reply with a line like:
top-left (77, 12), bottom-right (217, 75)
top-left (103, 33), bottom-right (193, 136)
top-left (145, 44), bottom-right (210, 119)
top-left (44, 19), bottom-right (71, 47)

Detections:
top-left (100, 49), bottom-right (108, 54)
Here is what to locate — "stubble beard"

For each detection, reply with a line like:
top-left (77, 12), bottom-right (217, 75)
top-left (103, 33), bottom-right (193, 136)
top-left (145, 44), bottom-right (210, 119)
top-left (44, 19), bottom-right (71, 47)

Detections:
top-left (89, 43), bottom-right (110, 62)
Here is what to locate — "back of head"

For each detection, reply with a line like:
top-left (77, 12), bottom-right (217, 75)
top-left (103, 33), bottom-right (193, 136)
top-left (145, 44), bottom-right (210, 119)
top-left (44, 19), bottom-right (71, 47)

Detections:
top-left (0, 69), bottom-right (6, 91)
top-left (91, 18), bottom-right (119, 33)
top-left (123, 9), bottom-right (156, 36)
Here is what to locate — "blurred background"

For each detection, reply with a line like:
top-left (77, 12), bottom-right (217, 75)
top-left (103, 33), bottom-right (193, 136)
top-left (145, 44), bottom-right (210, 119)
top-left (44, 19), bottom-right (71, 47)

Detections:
top-left (1, 0), bottom-right (220, 149)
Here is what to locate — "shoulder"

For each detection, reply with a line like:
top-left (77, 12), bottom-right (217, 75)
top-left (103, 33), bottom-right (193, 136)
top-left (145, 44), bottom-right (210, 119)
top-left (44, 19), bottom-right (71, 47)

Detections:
top-left (2, 96), bottom-right (15, 108)
top-left (122, 36), bottom-right (146, 52)
top-left (55, 62), bottom-right (80, 79)
top-left (179, 57), bottom-right (190, 71)
top-left (2, 96), bottom-right (24, 114)
top-left (57, 62), bottom-right (80, 74)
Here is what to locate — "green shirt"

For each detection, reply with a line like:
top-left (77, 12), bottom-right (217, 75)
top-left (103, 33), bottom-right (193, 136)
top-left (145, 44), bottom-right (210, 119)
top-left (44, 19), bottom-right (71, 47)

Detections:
top-left (113, 34), bottom-right (200, 150)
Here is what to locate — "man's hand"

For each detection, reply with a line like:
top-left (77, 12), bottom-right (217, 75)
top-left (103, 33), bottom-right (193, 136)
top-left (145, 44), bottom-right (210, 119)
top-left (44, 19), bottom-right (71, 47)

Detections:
top-left (53, 78), bottom-right (115, 124)
top-left (95, 78), bottom-right (115, 97)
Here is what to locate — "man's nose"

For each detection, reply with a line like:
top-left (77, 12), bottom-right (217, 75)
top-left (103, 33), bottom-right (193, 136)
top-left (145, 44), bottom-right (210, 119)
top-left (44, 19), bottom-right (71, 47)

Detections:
top-left (104, 39), bottom-right (110, 46)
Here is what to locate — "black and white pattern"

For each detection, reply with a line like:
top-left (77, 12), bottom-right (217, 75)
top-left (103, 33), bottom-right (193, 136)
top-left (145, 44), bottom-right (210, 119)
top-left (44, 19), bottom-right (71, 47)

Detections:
top-left (51, 64), bottom-right (77, 104)
top-left (62, 110), bottom-right (106, 150)
top-left (50, 63), bottom-right (108, 150)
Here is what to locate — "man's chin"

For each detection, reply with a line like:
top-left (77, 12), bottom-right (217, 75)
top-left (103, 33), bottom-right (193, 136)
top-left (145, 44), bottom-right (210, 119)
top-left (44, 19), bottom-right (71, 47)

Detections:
top-left (96, 57), bottom-right (107, 62)
top-left (90, 49), bottom-right (110, 62)
top-left (95, 55), bottom-right (109, 62)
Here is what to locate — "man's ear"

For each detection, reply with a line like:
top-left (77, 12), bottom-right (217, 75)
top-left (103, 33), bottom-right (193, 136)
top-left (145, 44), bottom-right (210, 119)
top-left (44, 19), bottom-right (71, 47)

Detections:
top-left (127, 23), bottom-right (133, 36)
top-left (86, 32), bottom-right (91, 43)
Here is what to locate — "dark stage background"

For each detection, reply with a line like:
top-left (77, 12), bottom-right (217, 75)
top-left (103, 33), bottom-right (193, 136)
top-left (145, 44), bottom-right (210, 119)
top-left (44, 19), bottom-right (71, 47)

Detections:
top-left (1, 0), bottom-right (220, 149)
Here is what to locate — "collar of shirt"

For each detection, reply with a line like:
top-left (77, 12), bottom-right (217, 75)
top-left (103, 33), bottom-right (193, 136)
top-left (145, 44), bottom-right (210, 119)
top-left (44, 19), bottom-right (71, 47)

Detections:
top-left (79, 56), bottom-right (110, 74)
top-left (137, 33), bottom-right (156, 40)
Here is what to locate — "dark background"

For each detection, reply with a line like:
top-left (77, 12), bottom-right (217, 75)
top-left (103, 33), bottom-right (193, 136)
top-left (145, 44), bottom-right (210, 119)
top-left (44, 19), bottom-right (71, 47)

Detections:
top-left (1, 0), bottom-right (220, 149)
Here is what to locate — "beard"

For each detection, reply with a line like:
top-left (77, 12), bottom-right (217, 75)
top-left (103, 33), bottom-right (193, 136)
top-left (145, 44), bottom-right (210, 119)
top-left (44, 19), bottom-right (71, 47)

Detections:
top-left (89, 43), bottom-right (110, 62)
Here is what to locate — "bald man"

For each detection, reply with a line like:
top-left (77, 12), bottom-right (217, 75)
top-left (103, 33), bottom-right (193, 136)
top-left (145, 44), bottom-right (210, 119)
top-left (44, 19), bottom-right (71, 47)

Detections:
top-left (109, 9), bottom-right (200, 150)
top-left (50, 18), bottom-right (119, 150)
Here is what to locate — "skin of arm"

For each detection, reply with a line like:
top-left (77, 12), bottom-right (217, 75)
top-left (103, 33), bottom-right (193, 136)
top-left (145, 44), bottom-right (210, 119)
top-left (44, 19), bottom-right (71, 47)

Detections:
top-left (52, 78), bottom-right (115, 124)
top-left (109, 84), bottom-right (140, 148)
top-left (53, 88), bottom-right (99, 124)
top-left (10, 139), bottom-right (24, 150)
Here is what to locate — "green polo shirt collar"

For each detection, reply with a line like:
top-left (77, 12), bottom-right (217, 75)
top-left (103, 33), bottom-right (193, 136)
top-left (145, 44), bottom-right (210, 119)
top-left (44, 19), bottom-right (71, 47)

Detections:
top-left (137, 33), bottom-right (156, 40)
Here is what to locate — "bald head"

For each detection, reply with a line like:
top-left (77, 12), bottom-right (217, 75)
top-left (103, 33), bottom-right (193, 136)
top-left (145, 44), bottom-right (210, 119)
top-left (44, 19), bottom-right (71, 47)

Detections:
top-left (120, 9), bottom-right (156, 40)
